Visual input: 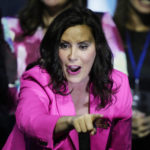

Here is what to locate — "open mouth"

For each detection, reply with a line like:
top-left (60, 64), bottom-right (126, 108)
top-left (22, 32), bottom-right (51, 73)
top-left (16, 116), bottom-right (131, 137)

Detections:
top-left (67, 65), bottom-right (81, 75)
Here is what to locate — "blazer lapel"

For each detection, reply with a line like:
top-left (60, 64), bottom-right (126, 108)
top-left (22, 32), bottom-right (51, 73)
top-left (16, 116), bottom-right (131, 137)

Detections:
top-left (55, 93), bottom-right (79, 149)
top-left (55, 94), bottom-right (76, 115)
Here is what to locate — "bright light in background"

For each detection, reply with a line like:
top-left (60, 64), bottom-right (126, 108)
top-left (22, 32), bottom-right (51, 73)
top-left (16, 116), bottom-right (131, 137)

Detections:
top-left (87, 0), bottom-right (117, 16)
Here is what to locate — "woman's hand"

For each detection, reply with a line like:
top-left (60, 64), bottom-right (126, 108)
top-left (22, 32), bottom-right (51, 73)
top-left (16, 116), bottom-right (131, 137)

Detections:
top-left (132, 110), bottom-right (150, 138)
top-left (54, 114), bottom-right (103, 137)
top-left (70, 114), bottom-right (103, 135)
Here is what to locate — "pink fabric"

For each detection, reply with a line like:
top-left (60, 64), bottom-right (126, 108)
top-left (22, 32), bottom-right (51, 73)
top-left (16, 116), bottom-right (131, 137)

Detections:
top-left (102, 13), bottom-right (124, 53)
top-left (3, 66), bottom-right (132, 150)
top-left (2, 17), bottom-right (43, 79)
top-left (1, 17), bottom-right (44, 109)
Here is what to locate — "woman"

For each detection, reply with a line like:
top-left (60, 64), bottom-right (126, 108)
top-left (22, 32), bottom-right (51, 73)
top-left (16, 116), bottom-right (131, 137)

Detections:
top-left (114, 0), bottom-right (150, 149)
top-left (3, 7), bottom-right (132, 150)
top-left (1, 0), bottom-right (127, 114)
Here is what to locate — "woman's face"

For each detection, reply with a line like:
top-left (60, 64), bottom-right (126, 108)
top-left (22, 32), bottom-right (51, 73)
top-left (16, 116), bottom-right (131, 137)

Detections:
top-left (130, 0), bottom-right (150, 14)
top-left (59, 25), bottom-right (96, 84)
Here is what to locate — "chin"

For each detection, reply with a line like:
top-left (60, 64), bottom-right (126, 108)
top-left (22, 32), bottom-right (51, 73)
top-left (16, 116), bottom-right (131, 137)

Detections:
top-left (67, 76), bottom-right (89, 85)
top-left (67, 78), bottom-right (83, 84)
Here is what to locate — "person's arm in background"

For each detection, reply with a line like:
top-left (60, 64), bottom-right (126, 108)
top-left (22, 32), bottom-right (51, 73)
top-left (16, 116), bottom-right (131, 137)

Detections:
top-left (132, 108), bottom-right (150, 138)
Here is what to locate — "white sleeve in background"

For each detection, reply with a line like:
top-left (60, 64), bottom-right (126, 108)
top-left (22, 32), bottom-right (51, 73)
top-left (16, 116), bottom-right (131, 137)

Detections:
top-left (87, 0), bottom-right (117, 16)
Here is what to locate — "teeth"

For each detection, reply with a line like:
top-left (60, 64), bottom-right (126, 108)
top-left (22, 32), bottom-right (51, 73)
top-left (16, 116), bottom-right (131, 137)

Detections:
top-left (70, 66), bottom-right (79, 69)
top-left (68, 66), bottom-right (81, 72)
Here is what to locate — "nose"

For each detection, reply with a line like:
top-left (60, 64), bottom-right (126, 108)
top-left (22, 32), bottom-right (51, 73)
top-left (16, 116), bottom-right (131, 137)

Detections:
top-left (68, 47), bottom-right (77, 61)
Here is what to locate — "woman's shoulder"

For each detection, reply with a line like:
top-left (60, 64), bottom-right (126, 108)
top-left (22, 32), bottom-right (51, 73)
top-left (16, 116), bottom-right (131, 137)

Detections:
top-left (111, 69), bottom-right (129, 88)
top-left (111, 69), bottom-right (132, 108)
top-left (22, 65), bottom-right (48, 78)
top-left (21, 65), bottom-right (50, 86)
top-left (111, 69), bottom-right (132, 118)
top-left (112, 69), bottom-right (128, 81)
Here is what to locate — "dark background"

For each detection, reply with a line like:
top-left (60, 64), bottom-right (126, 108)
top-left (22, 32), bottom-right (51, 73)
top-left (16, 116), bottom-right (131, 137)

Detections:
top-left (0, 0), bottom-right (116, 17)
top-left (0, 0), bottom-right (26, 16)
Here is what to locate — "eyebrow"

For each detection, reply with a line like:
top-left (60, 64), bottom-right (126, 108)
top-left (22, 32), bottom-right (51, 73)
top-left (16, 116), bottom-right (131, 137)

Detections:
top-left (78, 41), bottom-right (91, 44)
top-left (60, 40), bottom-right (91, 44)
top-left (60, 40), bottom-right (69, 43)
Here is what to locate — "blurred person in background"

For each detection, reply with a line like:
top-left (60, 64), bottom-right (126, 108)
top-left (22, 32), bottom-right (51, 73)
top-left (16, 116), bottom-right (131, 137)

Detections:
top-left (114, 0), bottom-right (150, 149)
top-left (1, 0), bottom-right (87, 111)
top-left (87, 0), bottom-right (128, 75)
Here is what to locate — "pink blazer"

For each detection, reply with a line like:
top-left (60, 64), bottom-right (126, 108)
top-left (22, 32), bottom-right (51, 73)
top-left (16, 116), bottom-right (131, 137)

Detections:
top-left (3, 66), bottom-right (132, 150)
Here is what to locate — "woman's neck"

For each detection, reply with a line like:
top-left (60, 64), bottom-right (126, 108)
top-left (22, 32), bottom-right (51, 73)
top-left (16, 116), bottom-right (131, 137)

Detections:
top-left (68, 78), bottom-right (90, 115)
top-left (68, 78), bottom-right (89, 94)
top-left (126, 8), bottom-right (150, 32)
top-left (68, 77), bottom-right (90, 100)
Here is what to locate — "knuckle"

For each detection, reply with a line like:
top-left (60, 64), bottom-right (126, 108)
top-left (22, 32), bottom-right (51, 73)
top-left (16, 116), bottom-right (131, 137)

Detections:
top-left (73, 119), bottom-right (78, 126)
top-left (84, 114), bottom-right (89, 118)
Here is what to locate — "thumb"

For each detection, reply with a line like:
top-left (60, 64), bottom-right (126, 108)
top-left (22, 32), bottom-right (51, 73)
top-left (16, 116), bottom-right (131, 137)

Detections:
top-left (91, 114), bottom-right (103, 122)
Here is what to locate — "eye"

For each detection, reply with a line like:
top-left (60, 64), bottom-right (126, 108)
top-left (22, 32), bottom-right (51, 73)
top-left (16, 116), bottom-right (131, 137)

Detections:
top-left (59, 42), bottom-right (70, 49)
top-left (78, 43), bottom-right (89, 50)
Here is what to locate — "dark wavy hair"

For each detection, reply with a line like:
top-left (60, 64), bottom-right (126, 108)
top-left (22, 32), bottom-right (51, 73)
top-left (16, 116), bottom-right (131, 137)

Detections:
top-left (38, 7), bottom-right (115, 108)
top-left (18, 0), bottom-right (87, 36)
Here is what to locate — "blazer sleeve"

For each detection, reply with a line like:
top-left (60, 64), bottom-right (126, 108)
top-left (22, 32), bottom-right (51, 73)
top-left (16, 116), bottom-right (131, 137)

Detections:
top-left (108, 73), bottom-right (132, 150)
top-left (15, 71), bottom-right (61, 149)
